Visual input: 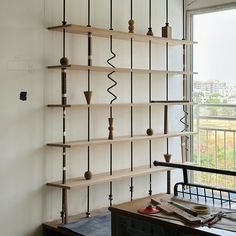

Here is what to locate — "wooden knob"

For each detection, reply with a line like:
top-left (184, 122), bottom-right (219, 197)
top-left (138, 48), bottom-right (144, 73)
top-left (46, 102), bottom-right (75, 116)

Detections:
top-left (128, 19), bottom-right (135, 33)
top-left (84, 171), bottom-right (92, 180)
top-left (60, 57), bottom-right (69, 66)
top-left (146, 128), bottom-right (153, 136)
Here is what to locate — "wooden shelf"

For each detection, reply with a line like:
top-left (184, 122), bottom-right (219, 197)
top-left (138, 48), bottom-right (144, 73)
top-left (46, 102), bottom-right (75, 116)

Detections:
top-left (48, 24), bottom-right (196, 45)
top-left (47, 162), bottom-right (194, 190)
top-left (47, 165), bottom-right (172, 190)
top-left (47, 64), bottom-right (197, 76)
top-left (47, 131), bottom-right (196, 148)
top-left (47, 101), bottom-right (192, 108)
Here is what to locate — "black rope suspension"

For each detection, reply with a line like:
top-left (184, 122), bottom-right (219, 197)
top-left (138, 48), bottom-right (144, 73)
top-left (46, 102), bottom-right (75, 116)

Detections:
top-left (107, 0), bottom-right (117, 207)
top-left (129, 0), bottom-right (134, 201)
top-left (60, 0), bottom-right (68, 224)
top-left (163, 0), bottom-right (171, 195)
top-left (148, 40), bottom-right (152, 196)
top-left (147, 0), bottom-right (153, 36)
top-left (84, 0), bottom-right (92, 218)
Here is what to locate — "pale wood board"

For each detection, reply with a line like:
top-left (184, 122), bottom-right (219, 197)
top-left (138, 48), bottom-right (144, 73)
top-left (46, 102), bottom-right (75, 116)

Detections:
top-left (47, 64), bottom-right (197, 76)
top-left (47, 131), bottom-right (196, 148)
top-left (48, 24), bottom-right (197, 45)
top-left (47, 101), bottom-right (193, 108)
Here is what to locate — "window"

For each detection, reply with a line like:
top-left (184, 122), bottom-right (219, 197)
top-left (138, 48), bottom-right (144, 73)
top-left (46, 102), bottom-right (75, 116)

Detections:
top-left (189, 7), bottom-right (236, 188)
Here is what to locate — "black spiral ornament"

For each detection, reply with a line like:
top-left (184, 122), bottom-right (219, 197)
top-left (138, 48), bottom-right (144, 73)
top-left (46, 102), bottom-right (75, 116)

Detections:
top-left (180, 0), bottom-right (189, 162)
top-left (106, 40), bottom-right (117, 107)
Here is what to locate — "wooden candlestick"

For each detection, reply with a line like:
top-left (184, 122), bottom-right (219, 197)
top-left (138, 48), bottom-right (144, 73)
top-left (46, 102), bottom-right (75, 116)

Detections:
top-left (146, 27), bottom-right (153, 36)
top-left (84, 91), bottom-right (92, 104)
top-left (108, 117), bottom-right (114, 140)
top-left (162, 23), bottom-right (172, 38)
top-left (128, 19), bottom-right (135, 33)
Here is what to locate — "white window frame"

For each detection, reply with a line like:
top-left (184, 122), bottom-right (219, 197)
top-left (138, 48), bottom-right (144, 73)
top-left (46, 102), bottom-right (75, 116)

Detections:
top-left (186, 2), bottom-right (236, 163)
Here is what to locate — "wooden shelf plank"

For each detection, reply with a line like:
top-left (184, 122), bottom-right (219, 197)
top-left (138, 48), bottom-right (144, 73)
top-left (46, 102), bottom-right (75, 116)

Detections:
top-left (47, 64), bottom-right (197, 76)
top-left (48, 24), bottom-right (196, 45)
top-left (46, 165), bottom-right (172, 189)
top-left (47, 131), bottom-right (196, 148)
top-left (46, 162), bottom-right (194, 190)
top-left (47, 101), bottom-right (193, 108)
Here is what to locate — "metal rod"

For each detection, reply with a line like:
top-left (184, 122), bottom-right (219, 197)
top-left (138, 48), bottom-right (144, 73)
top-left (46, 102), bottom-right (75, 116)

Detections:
top-left (110, 0), bottom-right (113, 30)
top-left (62, 0), bottom-right (66, 25)
top-left (87, 0), bottom-right (91, 27)
top-left (130, 36), bottom-right (134, 200)
top-left (86, 2), bottom-right (92, 217)
top-left (108, 0), bottom-right (115, 206)
top-left (149, 0), bottom-right (152, 28)
top-left (166, 0), bottom-right (169, 23)
top-left (153, 161), bottom-right (236, 177)
top-left (148, 39), bottom-right (152, 196)
top-left (130, 0), bottom-right (133, 20)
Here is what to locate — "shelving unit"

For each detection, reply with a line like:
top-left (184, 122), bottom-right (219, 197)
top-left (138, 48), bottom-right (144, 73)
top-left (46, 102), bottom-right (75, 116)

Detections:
top-left (47, 101), bottom-right (193, 108)
top-left (48, 24), bottom-right (196, 45)
top-left (47, 165), bottom-right (174, 190)
top-left (48, 64), bottom-right (196, 76)
top-left (45, 0), bottom-right (196, 226)
top-left (47, 131), bottom-right (196, 148)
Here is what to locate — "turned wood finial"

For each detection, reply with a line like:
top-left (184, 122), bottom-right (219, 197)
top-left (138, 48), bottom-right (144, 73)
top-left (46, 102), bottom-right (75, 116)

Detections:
top-left (108, 117), bottom-right (114, 140)
top-left (84, 91), bottom-right (92, 104)
top-left (128, 19), bottom-right (135, 33)
top-left (164, 153), bottom-right (171, 163)
top-left (146, 28), bottom-right (154, 36)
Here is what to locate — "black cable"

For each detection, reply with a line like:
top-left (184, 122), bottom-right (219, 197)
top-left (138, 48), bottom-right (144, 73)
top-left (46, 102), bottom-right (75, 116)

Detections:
top-left (87, 0), bottom-right (91, 27)
top-left (166, 0), bottom-right (169, 24)
top-left (62, 0), bottom-right (66, 25)
top-left (131, 0), bottom-right (133, 20)
top-left (149, 0), bottom-right (151, 28)
top-left (110, 0), bottom-right (113, 30)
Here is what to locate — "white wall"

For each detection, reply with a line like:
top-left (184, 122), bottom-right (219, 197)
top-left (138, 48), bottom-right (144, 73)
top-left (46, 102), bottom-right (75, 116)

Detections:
top-left (0, 0), bottom-right (185, 235)
top-left (186, 0), bottom-right (236, 10)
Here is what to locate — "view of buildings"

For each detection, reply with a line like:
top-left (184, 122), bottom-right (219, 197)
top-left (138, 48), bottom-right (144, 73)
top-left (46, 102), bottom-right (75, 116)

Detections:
top-left (193, 80), bottom-right (236, 104)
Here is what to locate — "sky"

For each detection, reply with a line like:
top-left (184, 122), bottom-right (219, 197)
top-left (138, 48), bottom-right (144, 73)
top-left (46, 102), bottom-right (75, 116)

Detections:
top-left (193, 8), bottom-right (236, 85)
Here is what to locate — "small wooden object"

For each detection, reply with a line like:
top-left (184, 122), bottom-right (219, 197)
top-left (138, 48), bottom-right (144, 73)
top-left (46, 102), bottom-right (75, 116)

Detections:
top-left (108, 117), bottom-right (114, 140)
top-left (84, 91), bottom-right (92, 104)
top-left (146, 128), bottom-right (153, 136)
top-left (128, 19), bottom-right (134, 33)
top-left (162, 23), bottom-right (172, 38)
top-left (84, 170), bottom-right (92, 180)
top-left (164, 153), bottom-right (171, 163)
top-left (60, 57), bottom-right (69, 66)
top-left (181, 136), bottom-right (187, 163)
top-left (146, 27), bottom-right (154, 36)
